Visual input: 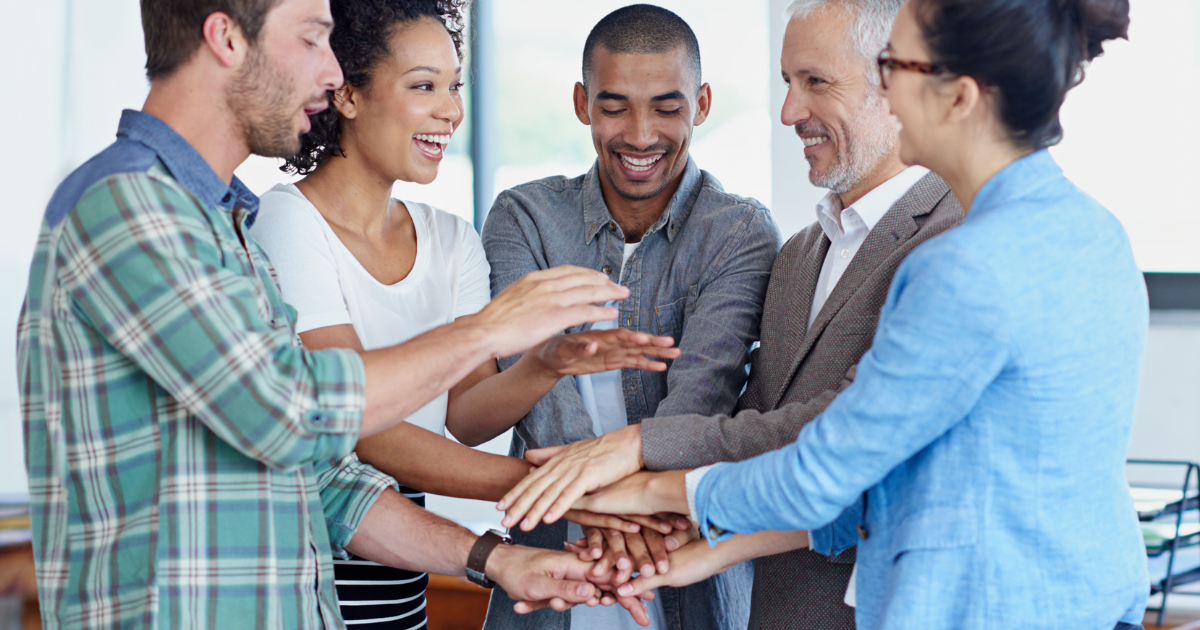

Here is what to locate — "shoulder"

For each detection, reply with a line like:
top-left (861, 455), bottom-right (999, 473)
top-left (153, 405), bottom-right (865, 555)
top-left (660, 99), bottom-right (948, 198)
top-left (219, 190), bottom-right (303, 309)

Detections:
top-left (491, 173), bottom-right (585, 217)
top-left (252, 184), bottom-right (328, 242)
top-left (691, 169), bottom-right (779, 238)
top-left (402, 200), bottom-right (481, 249)
top-left (47, 138), bottom-right (166, 229)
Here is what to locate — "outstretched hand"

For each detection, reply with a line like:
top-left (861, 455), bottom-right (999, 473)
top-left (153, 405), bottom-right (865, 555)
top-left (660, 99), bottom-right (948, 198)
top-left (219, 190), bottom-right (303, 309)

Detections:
top-left (499, 425), bottom-right (645, 530)
top-left (571, 470), bottom-right (690, 519)
top-left (533, 328), bottom-right (680, 377)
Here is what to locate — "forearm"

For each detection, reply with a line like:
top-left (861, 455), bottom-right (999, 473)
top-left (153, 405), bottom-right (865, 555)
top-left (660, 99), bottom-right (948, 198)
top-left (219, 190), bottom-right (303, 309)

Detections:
top-left (707, 530), bottom-right (809, 569)
top-left (356, 423), bottom-right (530, 501)
top-left (345, 488), bottom-right (477, 575)
top-left (642, 390), bottom-right (840, 470)
top-left (360, 315), bottom-right (495, 437)
top-left (446, 353), bottom-right (560, 446)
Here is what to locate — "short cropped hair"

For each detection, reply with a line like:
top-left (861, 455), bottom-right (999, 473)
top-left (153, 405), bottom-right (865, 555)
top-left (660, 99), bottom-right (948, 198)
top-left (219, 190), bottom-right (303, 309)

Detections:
top-left (582, 4), bottom-right (702, 92)
top-left (141, 0), bottom-right (283, 80)
top-left (784, 0), bottom-right (903, 86)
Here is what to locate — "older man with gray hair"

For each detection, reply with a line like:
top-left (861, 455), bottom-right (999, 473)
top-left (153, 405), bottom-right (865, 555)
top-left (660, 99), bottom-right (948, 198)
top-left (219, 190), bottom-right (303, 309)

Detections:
top-left (497, 1), bottom-right (965, 628)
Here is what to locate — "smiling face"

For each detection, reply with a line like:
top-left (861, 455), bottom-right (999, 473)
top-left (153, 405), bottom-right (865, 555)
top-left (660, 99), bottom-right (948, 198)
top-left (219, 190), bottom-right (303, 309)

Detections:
top-left (226, 0), bottom-right (343, 158)
top-left (779, 7), bottom-right (898, 196)
top-left (336, 16), bottom-right (464, 185)
top-left (575, 45), bottom-right (710, 203)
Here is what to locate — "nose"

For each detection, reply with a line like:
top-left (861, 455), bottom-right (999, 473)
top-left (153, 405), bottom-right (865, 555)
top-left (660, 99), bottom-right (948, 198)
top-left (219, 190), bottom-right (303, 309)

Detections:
top-left (437, 86), bottom-right (463, 126)
top-left (627, 108), bottom-right (656, 149)
top-left (319, 42), bottom-right (344, 92)
top-left (780, 83), bottom-right (810, 128)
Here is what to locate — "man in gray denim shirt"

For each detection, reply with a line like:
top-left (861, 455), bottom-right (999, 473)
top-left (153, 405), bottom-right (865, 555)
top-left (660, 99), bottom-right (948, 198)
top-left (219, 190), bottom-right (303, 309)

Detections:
top-left (480, 6), bottom-right (780, 630)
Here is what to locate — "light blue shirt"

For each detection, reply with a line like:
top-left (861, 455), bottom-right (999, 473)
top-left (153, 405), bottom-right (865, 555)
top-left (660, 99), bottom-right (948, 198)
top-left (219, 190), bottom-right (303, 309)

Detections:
top-left (694, 150), bottom-right (1149, 629)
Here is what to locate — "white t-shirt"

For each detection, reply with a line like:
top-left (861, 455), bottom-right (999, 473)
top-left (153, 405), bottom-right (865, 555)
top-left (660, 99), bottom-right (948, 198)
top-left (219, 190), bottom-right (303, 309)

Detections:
top-left (570, 242), bottom-right (668, 630)
top-left (250, 183), bottom-right (492, 435)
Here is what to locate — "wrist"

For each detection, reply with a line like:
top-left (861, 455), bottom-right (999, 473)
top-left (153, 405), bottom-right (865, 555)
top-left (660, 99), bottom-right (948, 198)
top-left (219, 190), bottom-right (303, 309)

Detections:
top-left (647, 470), bottom-right (689, 515)
top-left (482, 541), bottom-right (519, 587)
top-left (453, 313), bottom-right (502, 362)
top-left (515, 347), bottom-right (563, 383)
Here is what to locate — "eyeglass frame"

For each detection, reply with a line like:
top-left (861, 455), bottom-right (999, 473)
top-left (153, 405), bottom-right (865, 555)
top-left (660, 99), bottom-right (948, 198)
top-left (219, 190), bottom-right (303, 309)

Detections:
top-left (876, 49), bottom-right (953, 89)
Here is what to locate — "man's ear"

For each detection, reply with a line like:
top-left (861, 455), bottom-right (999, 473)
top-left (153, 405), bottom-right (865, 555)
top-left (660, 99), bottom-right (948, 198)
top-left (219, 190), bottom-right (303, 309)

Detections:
top-left (693, 83), bottom-right (712, 126)
top-left (333, 86), bottom-right (359, 119)
top-left (201, 11), bottom-right (249, 70)
top-left (574, 82), bottom-right (591, 125)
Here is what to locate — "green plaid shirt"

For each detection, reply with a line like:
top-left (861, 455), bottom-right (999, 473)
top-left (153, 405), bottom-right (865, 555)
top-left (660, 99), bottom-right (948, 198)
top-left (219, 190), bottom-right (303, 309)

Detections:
top-left (19, 110), bottom-right (397, 629)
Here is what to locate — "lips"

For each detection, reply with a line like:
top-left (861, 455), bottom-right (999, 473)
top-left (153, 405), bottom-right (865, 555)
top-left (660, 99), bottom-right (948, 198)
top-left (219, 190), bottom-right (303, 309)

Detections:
top-left (615, 152), bottom-right (665, 179)
top-left (413, 132), bottom-right (451, 160)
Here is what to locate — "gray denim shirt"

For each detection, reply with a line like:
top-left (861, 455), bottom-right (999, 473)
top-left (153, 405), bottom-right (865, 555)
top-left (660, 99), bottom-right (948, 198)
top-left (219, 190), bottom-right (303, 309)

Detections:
top-left (481, 158), bottom-right (782, 630)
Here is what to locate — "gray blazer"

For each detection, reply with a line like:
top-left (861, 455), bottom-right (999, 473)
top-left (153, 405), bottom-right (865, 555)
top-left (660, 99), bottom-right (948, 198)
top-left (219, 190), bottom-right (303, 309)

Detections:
top-left (641, 173), bottom-right (963, 630)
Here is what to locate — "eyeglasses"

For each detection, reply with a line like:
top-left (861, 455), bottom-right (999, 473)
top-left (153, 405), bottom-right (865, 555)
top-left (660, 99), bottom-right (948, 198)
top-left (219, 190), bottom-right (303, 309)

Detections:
top-left (876, 49), bottom-right (952, 89)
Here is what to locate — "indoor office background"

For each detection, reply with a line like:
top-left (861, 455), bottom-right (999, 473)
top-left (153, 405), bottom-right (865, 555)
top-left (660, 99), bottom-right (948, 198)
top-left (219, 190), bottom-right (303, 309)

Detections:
top-left (0, 0), bottom-right (1198, 618)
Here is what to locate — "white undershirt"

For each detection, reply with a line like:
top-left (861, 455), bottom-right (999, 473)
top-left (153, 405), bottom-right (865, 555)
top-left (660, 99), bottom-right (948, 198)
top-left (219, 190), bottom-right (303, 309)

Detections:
top-left (682, 166), bottom-right (929, 609)
top-left (570, 242), bottom-right (667, 630)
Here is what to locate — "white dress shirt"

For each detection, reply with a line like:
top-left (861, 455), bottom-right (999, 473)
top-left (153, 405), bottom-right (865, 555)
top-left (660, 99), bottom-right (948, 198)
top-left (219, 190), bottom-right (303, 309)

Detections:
top-left (683, 166), bottom-right (929, 608)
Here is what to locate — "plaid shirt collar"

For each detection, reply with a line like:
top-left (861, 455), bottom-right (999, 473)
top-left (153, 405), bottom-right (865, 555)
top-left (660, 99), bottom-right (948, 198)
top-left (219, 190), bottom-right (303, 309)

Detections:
top-left (117, 109), bottom-right (260, 221)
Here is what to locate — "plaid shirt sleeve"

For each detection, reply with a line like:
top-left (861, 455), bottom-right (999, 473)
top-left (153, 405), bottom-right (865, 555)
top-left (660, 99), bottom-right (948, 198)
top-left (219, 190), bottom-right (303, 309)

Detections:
top-left (58, 172), bottom-right (366, 471)
top-left (315, 453), bottom-right (399, 558)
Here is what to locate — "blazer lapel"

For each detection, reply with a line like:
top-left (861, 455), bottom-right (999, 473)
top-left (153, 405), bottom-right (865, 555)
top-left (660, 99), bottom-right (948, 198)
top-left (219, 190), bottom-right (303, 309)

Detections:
top-left (763, 232), bottom-right (828, 410)
top-left (771, 174), bottom-right (950, 407)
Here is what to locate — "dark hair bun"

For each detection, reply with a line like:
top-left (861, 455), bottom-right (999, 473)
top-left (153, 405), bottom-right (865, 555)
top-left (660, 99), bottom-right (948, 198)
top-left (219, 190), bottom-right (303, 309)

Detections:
top-left (1059, 0), bottom-right (1130, 60)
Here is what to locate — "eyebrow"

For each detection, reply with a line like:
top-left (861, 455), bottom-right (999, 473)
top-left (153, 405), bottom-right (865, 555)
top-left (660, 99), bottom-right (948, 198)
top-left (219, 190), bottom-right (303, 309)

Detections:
top-left (306, 18), bottom-right (333, 30)
top-left (404, 65), bottom-right (464, 75)
top-left (595, 90), bottom-right (687, 101)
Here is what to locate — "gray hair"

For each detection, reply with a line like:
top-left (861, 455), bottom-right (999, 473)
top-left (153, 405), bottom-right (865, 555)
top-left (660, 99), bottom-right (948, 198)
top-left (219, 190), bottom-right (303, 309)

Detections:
top-left (784, 0), bottom-right (903, 84)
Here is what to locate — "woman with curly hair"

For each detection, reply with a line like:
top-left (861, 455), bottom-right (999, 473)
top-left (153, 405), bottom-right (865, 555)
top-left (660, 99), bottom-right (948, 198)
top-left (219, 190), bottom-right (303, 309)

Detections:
top-left (250, 1), bottom-right (684, 627)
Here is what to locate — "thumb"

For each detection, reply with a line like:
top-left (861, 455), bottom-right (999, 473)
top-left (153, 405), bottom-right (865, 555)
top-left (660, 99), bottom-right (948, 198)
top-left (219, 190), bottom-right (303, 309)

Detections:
top-left (526, 445), bottom-right (567, 466)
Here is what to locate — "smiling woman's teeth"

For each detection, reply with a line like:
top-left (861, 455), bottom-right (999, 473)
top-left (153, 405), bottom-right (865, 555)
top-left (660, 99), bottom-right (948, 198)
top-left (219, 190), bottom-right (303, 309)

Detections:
top-left (414, 133), bottom-right (451, 146)
top-left (802, 136), bottom-right (828, 147)
top-left (620, 154), bottom-right (662, 172)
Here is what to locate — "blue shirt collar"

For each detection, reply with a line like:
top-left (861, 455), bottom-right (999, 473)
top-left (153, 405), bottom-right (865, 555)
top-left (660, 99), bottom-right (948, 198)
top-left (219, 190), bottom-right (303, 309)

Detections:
top-left (582, 157), bottom-right (701, 244)
top-left (968, 149), bottom-right (1061, 220)
top-left (117, 109), bottom-right (260, 220)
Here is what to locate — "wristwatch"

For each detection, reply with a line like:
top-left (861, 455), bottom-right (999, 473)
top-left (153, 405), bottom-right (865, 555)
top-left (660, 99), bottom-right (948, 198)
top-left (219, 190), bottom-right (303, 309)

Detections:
top-left (465, 529), bottom-right (513, 588)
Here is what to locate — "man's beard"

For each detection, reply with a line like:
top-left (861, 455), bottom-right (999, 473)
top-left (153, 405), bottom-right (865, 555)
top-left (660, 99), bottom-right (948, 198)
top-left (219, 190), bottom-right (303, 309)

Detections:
top-left (226, 47), bottom-right (302, 159)
top-left (804, 90), bottom-right (896, 195)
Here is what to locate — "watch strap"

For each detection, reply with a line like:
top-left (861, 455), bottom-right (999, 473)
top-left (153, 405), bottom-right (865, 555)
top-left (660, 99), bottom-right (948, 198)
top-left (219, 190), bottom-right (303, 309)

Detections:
top-left (465, 530), bottom-right (510, 588)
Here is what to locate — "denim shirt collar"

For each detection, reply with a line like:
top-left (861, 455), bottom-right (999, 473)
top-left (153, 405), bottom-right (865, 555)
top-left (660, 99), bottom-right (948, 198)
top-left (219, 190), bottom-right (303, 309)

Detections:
top-left (117, 109), bottom-right (260, 222)
top-left (968, 149), bottom-right (1060, 221)
top-left (582, 157), bottom-right (702, 244)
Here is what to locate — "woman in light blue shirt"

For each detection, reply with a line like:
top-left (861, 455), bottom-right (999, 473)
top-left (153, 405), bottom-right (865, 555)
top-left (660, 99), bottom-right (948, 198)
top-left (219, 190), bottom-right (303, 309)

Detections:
top-left (506, 0), bottom-right (1151, 628)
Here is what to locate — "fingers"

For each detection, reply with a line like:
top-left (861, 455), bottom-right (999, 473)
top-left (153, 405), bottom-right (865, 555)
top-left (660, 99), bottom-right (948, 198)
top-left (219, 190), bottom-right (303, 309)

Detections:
top-left (617, 572), bottom-right (668, 599)
top-left (625, 514), bottom-right (676, 535)
top-left (521, 573), bottom-right (596, 605)
top-left (603, 529), bottom-right (631, 581)
top-left (624, 531), bottom-right (656, 577)
top-left (525, 445), bottom-right (567, 467)
top-left (642, 529), bottom-right (670, 575)
top-left (562, 509), bottom-right (641, 533)
top-left (586, 528), bottom-right (606, 561)
top-left (614, 592), bottom-right (651, 626)
top-left (665, 528), bottom-right (692, 553)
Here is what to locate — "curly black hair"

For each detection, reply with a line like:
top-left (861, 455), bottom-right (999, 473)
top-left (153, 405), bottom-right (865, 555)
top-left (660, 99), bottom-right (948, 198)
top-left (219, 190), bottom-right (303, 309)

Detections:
top-left (282, 0), bottom-right (467, 175)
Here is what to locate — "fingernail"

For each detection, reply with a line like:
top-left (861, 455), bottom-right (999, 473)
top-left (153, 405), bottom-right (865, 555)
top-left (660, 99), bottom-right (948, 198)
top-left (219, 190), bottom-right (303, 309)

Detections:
top-left (497, 501), bottom-right (507, 510)
top-left (617, 558), bottom-right (630, 570)
top-left (578, 584), bottom-right (592, 597)
top-left (657, 560), bottom-right (669, 573)
top-left (665, 537), bottom-right (679, 551)
top-left (522, 518), bottom-right (533, 530)
top-left (619, 584), bottom-right (633, 596)
top-left (676, 518), bottom-right (690, 529)
top-left (642, 564), bottom-right (654, 575)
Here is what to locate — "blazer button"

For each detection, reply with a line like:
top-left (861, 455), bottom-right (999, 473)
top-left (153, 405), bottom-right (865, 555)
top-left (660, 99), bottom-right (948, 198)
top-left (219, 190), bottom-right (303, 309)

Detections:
top-left (857, 524), bottom-right (870, 541)
top-left (602, 265), bottom-right (612, 275)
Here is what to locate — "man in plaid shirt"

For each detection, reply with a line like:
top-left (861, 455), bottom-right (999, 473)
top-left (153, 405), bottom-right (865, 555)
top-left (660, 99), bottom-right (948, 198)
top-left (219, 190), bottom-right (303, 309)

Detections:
top-left (18, 0), bottom-right (638, 627)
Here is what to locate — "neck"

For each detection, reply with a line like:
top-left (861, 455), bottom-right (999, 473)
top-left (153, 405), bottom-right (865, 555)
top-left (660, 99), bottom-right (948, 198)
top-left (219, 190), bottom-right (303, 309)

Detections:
top-left (599, 156), bottom-right (688, 243)
top-left (142, 74), bottom-right (248, 185)
top-left (836, 153), bottom-right (908, 210)
top-left (934, 139), bottom-right (1030, 213)
top-left (296, 140), bottom-right (397, 234)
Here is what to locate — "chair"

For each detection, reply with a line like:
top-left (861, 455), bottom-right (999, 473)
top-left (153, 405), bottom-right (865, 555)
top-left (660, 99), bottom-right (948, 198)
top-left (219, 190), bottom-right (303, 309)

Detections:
top-left (1128, 460), bottom-right (1200, 627)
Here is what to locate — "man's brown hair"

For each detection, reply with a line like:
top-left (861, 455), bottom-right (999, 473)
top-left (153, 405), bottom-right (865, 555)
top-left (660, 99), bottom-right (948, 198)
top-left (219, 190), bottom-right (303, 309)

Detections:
top-left (140, 0), bottom-right (283, 80)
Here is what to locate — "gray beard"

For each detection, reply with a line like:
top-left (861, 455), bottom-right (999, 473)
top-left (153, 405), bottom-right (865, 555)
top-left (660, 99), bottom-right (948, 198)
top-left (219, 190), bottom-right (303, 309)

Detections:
top-left (808, 92), bottom-right (897, 194)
